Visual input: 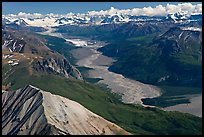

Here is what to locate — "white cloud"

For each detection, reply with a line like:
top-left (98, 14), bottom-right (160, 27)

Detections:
top-left (14, 12), bottom-right (44, 18)
top-left (33, 13), bottom-right (43, 17)
top-left (87, 2), bottom-right (202, 16)
top-left (194, 4), bottom-right (202, 14)
top-left (153, 5), bottom-right (167, 16)
top-left (18, 12), bottom-right (30, 17)
top-left (6, 14), bottom-right (17, 17)
top-left (3, 2), bottom-right (202, 18)
top-left (166, 4), bottom-right (182, 14)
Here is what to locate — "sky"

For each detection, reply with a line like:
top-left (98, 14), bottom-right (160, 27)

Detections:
top-left (2, 2), bottom-right (202, 15)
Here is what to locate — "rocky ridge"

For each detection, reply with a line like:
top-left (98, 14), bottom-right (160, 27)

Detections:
top-left (2, 85), bottom-right (130, 135)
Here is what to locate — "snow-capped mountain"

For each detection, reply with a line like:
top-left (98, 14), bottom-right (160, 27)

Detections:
top-left (2, 18), bottom-right (11, 25)
top-left (12, 19), bottom-right (29, 26)
top-left (165, 12), bottom-right (191, 23)
top-left (101, 14), bottom-right (125, 24)
top-left (2, 8), bottom-right (202, 27)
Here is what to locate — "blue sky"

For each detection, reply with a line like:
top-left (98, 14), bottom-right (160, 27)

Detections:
top-left (2, 2), bottom-right (202, 15)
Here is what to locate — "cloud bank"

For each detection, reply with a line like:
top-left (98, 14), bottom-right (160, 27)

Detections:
top-left (88, 3), bottom-right (202, 16)
top-left (3, 3), bottom-right (202, 19)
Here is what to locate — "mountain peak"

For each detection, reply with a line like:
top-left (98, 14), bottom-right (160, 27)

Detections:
top-left (165, 12), bottom-right (191, 23)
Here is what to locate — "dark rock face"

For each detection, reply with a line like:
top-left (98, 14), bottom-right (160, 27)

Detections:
top-left (2, 85), bottom-right (55, 135)
top-left (152, 27), bottom-right (202, 57)
top-left (2, 27), bottom-right (47, 54)
top-left (32, 57), bottom-right (83, 80)
top-left (2, 30), bottom-right (26, 53)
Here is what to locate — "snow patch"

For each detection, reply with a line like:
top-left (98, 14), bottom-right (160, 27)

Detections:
top-left (65, 39), bottom-right (88, 47)
top-left (181, 27), bottom-right (202, 32)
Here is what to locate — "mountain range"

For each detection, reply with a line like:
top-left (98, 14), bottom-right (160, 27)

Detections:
top-left (2, 7), bottom-right (202, 135)
top-left (3, 11), bottom-right (202, 27)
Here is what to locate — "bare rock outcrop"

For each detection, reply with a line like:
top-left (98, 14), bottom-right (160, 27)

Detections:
top-left (32, 57), bottom-right (83, 80)
top-left (2, 27), bottom-right (83, 80)
top-left (2, 85), bottom-right (130, 135)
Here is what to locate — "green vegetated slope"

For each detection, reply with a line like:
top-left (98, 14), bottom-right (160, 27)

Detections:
top-left (99, 29), bottom-right (202, 86)
top-left (97, 28), bottom-right (202, 107)
top-left (39, 34), bottom-right (79, 65)
top-left (2, 53), bottom-right (202, 135)
top-left (60, 24), bottom-right (201, 105)
top-left (55, 24), bottom-right (202, 107)
top-left (99, 39), bottom-right (202, 107)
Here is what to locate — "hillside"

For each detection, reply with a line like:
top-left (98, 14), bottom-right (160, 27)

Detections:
top-left (2, 26), bottom-right (82, 89)
top-left (101, 27), bottom-right (202, 87)
top-left (2, 85), bottom-right (129, 135)
top-left (97, 25), bottom-right (202, 107)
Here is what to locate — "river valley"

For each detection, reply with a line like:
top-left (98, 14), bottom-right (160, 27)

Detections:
top-left (39, 27), bottom-right (202, 117)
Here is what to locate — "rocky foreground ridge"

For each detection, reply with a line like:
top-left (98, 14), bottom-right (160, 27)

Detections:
top-left (2, 85), bottom-right (130, 135)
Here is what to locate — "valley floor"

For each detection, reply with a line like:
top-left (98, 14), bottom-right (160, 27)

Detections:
top-left (71, 44), bottom-right (161, 105)
top-left (39, 27), bottom-right (201, 117)
top-left (162, 94), bottom-right (202, 117)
